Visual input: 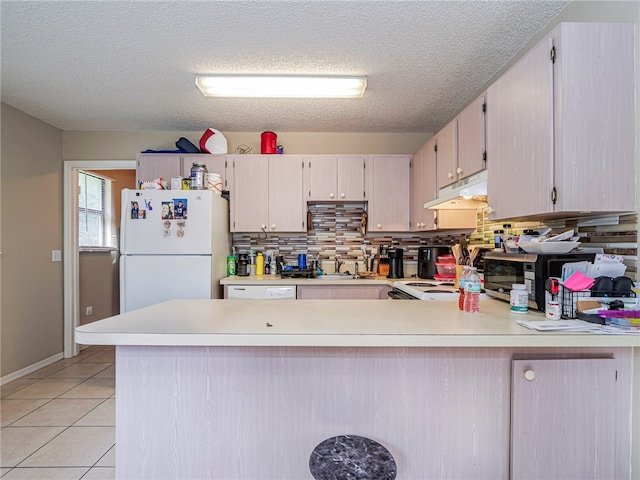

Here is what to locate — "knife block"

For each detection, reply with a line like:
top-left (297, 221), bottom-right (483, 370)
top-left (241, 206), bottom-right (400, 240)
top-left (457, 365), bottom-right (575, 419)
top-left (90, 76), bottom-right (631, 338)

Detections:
top-left (376, 254), bottom-right (389, 276)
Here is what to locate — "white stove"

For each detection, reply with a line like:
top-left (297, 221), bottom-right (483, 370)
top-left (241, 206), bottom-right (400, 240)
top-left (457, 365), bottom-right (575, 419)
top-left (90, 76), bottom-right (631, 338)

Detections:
top-left (391, 280), bottom-right (458, 300)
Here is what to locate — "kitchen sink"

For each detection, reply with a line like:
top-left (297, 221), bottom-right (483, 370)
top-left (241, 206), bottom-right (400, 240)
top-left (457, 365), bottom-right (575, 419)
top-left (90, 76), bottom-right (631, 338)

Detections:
top-left (317, 273), bottom-right (372, 280)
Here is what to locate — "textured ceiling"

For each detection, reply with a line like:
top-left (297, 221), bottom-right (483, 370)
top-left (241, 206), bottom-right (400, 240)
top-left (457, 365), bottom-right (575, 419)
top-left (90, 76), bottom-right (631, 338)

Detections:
top-left (1, 1), bottom-right (569, 133)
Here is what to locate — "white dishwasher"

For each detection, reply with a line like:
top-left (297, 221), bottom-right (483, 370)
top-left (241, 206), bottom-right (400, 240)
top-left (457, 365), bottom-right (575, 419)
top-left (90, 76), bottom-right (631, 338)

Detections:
top-left (227, 285), bottom-right (296, 299)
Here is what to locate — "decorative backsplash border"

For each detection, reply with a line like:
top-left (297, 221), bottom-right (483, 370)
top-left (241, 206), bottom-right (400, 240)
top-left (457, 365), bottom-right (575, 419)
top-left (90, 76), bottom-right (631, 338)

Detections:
top-left (232, 204), bottom-right (637, 278)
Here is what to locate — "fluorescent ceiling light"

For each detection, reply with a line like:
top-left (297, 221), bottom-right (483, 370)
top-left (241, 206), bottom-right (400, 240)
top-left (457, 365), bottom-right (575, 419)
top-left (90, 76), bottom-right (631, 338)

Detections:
top-left (195, 75), bottom-right (367, 98)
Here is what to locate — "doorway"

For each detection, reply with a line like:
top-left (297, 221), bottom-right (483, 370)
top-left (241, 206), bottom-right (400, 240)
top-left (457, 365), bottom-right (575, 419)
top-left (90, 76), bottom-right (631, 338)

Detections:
top-left (63, 160), bottom-right (136, 358)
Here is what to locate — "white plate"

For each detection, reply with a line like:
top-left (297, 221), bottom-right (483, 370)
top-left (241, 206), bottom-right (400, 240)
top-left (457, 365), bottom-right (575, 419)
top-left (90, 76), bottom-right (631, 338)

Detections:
top-left (518, 241), bottom-right (581, 254)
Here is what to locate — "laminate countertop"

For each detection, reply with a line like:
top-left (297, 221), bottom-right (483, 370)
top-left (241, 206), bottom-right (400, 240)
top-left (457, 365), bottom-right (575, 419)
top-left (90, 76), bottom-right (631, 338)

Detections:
top-left (75, 297), bottom-right (640, 348)
top-left (220, 274), bottom-right (403, 286)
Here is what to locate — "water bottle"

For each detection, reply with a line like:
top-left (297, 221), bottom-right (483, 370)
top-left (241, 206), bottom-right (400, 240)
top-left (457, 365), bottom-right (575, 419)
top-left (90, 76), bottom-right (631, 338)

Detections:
top-left (463, 267), bottom-right (481, 314)
top-left (458, 266), bottom-right (471, 311)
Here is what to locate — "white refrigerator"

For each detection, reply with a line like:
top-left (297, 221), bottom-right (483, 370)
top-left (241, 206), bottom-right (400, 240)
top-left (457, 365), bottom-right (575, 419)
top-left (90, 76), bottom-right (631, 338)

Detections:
top-left (119, 189), bottom-right (230, 312)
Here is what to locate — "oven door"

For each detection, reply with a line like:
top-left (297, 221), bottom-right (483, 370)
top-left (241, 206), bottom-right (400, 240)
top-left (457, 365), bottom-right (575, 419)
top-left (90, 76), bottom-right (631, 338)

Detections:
top-left (388, 289), bottom-right (418, 300)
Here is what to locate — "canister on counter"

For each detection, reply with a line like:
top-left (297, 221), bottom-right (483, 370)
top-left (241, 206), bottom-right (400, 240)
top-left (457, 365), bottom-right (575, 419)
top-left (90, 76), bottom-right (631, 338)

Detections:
top-left (256, 253), bottom-right (264, 275)
top-left (510, 284), bottom-right (529, 314)
top-left (298, 253), bottom-right (307, 270)
top-left (227, 255), bottom-right (236, 276)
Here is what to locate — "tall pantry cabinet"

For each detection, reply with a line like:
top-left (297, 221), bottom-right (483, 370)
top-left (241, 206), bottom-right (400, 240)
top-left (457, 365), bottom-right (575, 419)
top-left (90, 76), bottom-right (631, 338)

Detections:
top-left (486, 22), bottom-right (635, 220)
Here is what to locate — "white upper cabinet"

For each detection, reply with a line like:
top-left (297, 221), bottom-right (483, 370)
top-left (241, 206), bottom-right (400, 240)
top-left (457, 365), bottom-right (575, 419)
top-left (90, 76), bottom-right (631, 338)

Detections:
top-left (230, 156), bottom-right (269, 232)
top-left (136, 154), bottom-right (183, 186)
top-left (486, 22), bottom-right (635, 220)
top-left (231, 155), bottom-right (305, 233)
top-left (305, 155), bottom-right (365, 201)
top-left (268, 156), bottom-right (305, 232)
top-left (435, 120), bottom-right (457, 190)
top-left (411, 139), bottom-right (437, 231)
top-left (435, 94), bottom-right (487, 191)
top-left (456, 94), bottom-right (486, 181)
top-left (366, 155), bottom-right (411, 232)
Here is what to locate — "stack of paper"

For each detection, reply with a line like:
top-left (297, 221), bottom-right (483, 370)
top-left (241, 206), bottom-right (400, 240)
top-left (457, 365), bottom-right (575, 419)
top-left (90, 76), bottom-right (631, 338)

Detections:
top-left (516, 319), bottom-right (640, 335)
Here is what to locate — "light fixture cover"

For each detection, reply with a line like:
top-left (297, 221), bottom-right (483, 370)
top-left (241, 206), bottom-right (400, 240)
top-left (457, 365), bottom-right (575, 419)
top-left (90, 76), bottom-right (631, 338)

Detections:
top-left (195, 75), bottom-right (367, 98)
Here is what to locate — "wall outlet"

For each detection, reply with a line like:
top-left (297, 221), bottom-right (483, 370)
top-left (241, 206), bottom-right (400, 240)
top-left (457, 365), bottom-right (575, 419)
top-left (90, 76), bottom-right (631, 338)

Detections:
top-left (52, 250), bottom-right (62, 262)
top-left (86, 306), bottom-right (93, 316)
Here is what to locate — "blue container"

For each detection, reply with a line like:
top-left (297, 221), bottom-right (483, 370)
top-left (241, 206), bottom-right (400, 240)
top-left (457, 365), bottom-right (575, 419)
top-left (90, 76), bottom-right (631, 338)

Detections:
top-left (298, 254), bottom-right (307, 270)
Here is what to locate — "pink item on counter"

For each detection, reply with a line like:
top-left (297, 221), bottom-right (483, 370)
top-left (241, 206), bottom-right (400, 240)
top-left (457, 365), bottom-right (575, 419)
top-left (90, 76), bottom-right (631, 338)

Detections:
top-left (562, 271), bottom-right (595, 292)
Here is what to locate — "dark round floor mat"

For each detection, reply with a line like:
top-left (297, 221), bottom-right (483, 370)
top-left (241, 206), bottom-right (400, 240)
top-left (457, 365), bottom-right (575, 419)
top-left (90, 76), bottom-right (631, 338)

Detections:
top-left (309, 434), bottom-right (397, 480)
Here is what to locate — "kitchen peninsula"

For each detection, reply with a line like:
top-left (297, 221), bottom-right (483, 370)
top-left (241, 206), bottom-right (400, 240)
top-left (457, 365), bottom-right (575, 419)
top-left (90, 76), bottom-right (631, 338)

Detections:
top-left (76, 299), bottom-right (639, 479)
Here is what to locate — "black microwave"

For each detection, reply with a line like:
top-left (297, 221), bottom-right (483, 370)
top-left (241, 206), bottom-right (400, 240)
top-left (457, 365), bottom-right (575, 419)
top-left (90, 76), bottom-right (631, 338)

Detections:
top-left (483, 251), bottom-right (596, 310)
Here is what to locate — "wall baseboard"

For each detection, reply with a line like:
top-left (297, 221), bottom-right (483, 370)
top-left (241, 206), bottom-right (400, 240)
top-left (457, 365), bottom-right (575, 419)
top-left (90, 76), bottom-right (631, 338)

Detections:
top-left (1, 352), bottom-right (64, 386)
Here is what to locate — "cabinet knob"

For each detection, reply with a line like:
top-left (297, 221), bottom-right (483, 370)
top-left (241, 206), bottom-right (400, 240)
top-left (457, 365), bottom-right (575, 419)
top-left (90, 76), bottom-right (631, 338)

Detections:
top-left (486, 206), bottom-right (494, 214)
top-left (524, 369), bottom-right (536, 381)
top-left (260, 224), bottom-right (266, 230)
top-left (271, 224), bottom-right (276, 230)
top-left (329, 193), bottom-right (335, 198)
top-left (448, 172), bottom-right (454, 179)
top-left (340, 193), bottom-right (345, 198)
top-left (376, 224), bottom-right (382, 229)
top-left (456, 167), bottom-right (463, 175)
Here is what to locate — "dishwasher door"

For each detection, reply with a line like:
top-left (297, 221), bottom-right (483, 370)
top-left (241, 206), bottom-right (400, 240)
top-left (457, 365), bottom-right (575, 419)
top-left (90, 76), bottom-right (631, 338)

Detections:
top-left (227, 285), bottom-right (296, 299)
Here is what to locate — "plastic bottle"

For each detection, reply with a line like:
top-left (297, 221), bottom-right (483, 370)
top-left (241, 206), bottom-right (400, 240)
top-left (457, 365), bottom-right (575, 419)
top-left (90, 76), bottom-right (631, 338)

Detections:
top-left (510, 284), bottom-right (529, 314)
top-left (463, 267), bottom-right (481, 314)
top-left (190, 162), bottom-right (207, 190)
top-left (256, 252), bottom-right (264, 275)
top-left (226, 255), bottom-right (236, 276)
top-left (458, 266), bottom-right (471, 311)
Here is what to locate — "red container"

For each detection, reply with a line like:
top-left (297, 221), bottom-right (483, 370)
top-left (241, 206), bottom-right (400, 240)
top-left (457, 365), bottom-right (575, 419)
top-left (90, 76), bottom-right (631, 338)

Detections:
top-left (261, 131), bottom-right (277, 154)
top-left (435, 262), bottom-right (457, 276)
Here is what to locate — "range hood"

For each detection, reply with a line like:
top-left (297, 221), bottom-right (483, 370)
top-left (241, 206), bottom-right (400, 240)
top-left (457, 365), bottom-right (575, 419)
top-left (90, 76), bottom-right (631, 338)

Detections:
top-left (424, 169), bottom-right (488, 210)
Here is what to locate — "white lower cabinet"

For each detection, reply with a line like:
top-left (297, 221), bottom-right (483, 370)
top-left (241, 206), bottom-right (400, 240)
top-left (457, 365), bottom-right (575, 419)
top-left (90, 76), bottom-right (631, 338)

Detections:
top-left (511, 357), bottom-right (616, 479)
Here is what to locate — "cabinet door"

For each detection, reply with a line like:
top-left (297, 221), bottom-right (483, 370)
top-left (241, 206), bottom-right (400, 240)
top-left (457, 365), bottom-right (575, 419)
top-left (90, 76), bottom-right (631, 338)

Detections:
top-left (457, 94), bottom-right (486, 179)
top-left (306, 156), bottom-right (337, 201)
top-left (337, 156), bottom-right (365, 201)
top-left (231, 156), bottom-right (268, 232)
top-left (435, 120), bottom-right (457, 190)
top-left (268, 156), bottom-right (305, 232)
top-left (181, 154), bottom-right (228, 190)
top-left (368, 155), bottom-right (411, 232)
top-left (553, 23), bottom-right (635, 213)
top-left (511, 358), bottom-right (615, 479)
top-left (486, 36), bottom-right (552, 220)
top-left (411, 140), bottom-right (437, 232)
top-left (136, 154), bottom-right (182, 185)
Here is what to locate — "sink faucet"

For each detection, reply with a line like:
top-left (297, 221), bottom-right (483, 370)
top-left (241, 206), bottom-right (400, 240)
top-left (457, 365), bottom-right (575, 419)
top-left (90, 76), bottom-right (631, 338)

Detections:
top-left (353, 262), bottom-right (360, 279)
top-left (335, 256), bottom-right (343, 273)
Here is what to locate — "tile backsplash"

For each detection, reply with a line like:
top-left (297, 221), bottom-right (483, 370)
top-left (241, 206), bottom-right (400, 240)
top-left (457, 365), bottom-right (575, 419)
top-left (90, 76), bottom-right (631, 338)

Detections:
top-left (232, 203), bottom-right (467, 267)
top-left (232, 204), bottom-right (637, 278)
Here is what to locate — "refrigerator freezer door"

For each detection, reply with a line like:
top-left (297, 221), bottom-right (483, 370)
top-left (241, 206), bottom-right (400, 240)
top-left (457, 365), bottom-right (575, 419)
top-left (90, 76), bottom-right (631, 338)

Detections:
top-left (121, 190), bottom-right (217, 255)
top-left (120, 255), bottom-right (212, 313)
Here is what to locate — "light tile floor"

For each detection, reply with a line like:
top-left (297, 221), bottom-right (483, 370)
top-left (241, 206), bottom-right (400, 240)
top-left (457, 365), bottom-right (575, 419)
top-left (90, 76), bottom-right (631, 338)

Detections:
top-left (1, 346), bottom-right (115, 479)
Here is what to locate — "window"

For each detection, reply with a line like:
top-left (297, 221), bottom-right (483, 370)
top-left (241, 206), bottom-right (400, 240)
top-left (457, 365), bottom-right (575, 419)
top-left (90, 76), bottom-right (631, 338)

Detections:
top-left (78, 171), bottom-right (116, 248)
